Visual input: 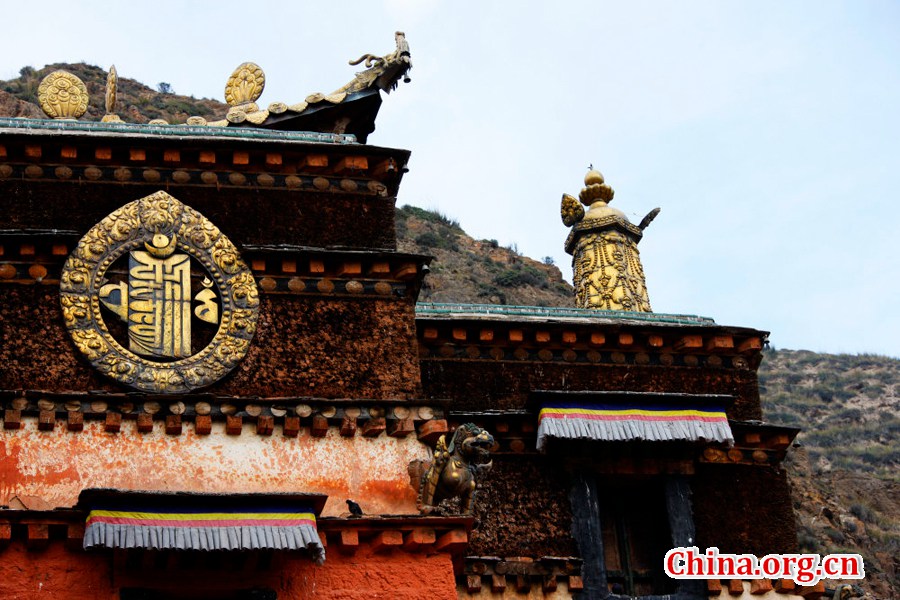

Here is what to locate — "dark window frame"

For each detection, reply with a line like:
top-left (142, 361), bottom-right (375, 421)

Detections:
top-left (570, 473), bottom-right (706, 600)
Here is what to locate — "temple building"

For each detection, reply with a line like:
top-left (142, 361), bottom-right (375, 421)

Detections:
top-left (0, 36), bottom-right (828, 599)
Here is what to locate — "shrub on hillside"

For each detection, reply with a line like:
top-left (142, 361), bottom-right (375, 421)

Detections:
top-left (398, 205), bottom-right (462, 232)
top-left (494, 265), bottom-right (548, 288)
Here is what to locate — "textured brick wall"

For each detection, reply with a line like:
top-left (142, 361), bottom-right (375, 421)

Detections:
top-left (469, 458), bottom-right (576, 557)
top-left (692, 464), bottom-right (798, 555)
top-left (0, 181), bottom-right (398, 250)
top-left (0, 288), bottom-right (422, 399)
top-left (420, 360), bottom-right (763, 420)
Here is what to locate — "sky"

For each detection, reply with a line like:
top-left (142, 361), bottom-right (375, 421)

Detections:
top-left (1, 1), bottom-right (898, 357)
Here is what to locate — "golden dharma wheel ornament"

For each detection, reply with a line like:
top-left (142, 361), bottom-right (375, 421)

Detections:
top-left (38, 70), bottom-right (89, 119)
top-left (60, 191), bottom-right (260, 393)
top-left (224, 62), bottom-right (265, 107)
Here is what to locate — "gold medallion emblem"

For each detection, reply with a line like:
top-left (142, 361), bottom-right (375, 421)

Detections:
top-left (38, 70), bottom-right (89, 120)
top-left (60, 191), bottom-right (259, 393)
top-left (225, 62), bottom-right (265, 107)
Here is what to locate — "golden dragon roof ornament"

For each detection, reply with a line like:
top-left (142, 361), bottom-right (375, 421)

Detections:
top-left (341, 30), bottom-right (412, 94)
top-left (215, 32), bottom-right (412, 130)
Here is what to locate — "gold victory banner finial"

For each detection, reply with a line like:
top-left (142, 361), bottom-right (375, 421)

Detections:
top-left (38, 70), bottom-right (89, 120)
top-left (101, 65), bottom-right (124, 123)
top-left (561, 167), bottom-right (659, 312)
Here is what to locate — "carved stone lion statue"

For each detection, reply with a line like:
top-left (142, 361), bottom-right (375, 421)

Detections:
top-left (417, 423), bottom-right (494, 515)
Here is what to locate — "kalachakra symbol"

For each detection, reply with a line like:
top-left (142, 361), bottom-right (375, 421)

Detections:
top-left (561, 168), bottom-right (660, 312)
top-left (60, 191), bottom-right (259, 393)
top-left (98, 233), bottom-right (219, 358)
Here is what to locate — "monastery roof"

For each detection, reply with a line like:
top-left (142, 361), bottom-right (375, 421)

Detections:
top-left (0, 116), bottom-right (358, 145)
top-left (416, 302), bottom-right (718, 327)
top-left (19, 33), bottom-right (412, 143)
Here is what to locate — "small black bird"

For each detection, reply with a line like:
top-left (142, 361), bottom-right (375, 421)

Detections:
top-left (346, 499), bottom-right (363, 517)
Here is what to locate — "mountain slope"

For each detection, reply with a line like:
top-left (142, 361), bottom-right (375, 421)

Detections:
top-left (1, 63), bottom-right (226, 123)
top-left (396, 205), bottom-right (573, 306)
top-left (759, 350), bottom-right (899, 598)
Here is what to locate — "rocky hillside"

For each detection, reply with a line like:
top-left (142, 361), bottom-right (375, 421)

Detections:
top-left (1, 63), bottom-right (226, 123)
top-left (396, 205), bottom-right (574, 306)
top-left (759, 350), bottom-right (899, 598)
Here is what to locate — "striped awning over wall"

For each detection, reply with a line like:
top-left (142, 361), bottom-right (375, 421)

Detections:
top-left (536, 397), bottom-right (734, 451)
top-left (79, 490), bottom-right (326, 564)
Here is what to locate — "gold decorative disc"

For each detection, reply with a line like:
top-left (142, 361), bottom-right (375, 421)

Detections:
top-left (60, 191), bottom-right (259, 393)
top-left (38, 70), bottom-right (89, 119)
top-left (224, 62), bottom-right (265, 106)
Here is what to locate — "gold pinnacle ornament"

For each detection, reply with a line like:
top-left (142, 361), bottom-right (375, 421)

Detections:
top-left (38, 70), bottom-right (89, 119)
top-left (101, 65), bottom-right (123, 123)
top-left (561, 168), bottom-right (659, 312)
top-left (60, 191), bottom-right (259, 393)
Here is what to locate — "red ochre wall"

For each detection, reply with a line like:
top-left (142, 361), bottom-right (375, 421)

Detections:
top-left (0, 422), bottom-right (429, 516)
top-left (0, 543), bottom-right (458, 600)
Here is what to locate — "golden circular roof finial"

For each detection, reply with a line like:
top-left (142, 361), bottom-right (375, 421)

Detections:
top-left (225, 62), bottom-right (265, 107)
top-left (579, 165), bottom-right (615, 206)
top-left (38, 70), bottom-right (89, 120)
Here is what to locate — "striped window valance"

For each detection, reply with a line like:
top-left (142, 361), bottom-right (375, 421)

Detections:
top-left (536, 398), bottom-right (734, 451)
top-left (80, 490), bottom-right (326, 564)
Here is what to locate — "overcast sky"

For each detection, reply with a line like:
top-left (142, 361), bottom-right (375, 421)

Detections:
top-left (2, 1), bottom-right (898, 357)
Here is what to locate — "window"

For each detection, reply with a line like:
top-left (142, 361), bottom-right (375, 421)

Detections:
top-left (569, 473), bottom-right (703, 599)
top-left (598, 478), bottom-right (677, 596)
